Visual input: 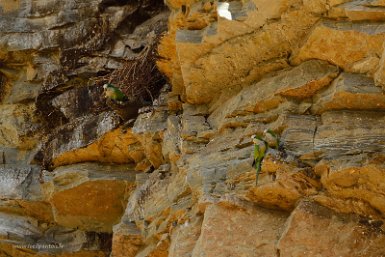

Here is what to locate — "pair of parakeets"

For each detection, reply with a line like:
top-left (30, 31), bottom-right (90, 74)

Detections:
top-left (103, 83), bottom-right (278, 187)
top-left (251, 129), bottom-right (279, 186)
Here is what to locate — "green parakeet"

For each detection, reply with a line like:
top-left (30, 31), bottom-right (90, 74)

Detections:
top-left (103, 83), bottom-right (128, 102)
top-left (263, 129), bottom-right (279, 149)
top-left (252, 135), bottom-right (267, 186)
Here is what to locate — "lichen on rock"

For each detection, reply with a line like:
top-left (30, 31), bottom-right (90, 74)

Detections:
top-left (1, 0), bottom-right (385, 256)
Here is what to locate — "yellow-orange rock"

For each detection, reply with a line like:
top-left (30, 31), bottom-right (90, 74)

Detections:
top-left (375, 46), bottom-right (385, 89)
top-left (52, 128), bottom-right (146, 170)
top-left (0, 104), bottom-right (39, 149)
top-left (232, 152), bottom-right (320, 210)
top-left (111, 222), bottom-right (143, 257)
top-left (160, 0), bottom-right (319, 104)
top-left (312, 73), bottom-right (385, 114)
top-left (292, 21), bottom-right (385, 73)
top-left (315, 156), bottom-right (385, 216)
top-left (132, 111), bottom-right (168, 169)
top-left (0, 200), bottom-right (54, 223)
top-left (0, 0), bottom-right (20, 13)
top-left (312, 194), bottom-right (383, 219)
top-left (208, 60), bottom-right (337, 130)
top-left (329, 0), bottom-right (385, 21)
top-left (169, 217), bottom-right (202, 257)
top-left (43, 163), bottom-right (137, 232)
top-left (135, 235), bottom-right (170, 257)
top-left (277, 201), bottom-right (385, 256)
top-left (191, 204), bottom-right (288, 257)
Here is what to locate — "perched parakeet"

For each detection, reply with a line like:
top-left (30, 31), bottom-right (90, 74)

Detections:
top-left (263, 129), bottom-right (279, 149)
top-left (103, 83), bottom-right (128, 102)
top-left (251, 135), bottom-right (267, 186)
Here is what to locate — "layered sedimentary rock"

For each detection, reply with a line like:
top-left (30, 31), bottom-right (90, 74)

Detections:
top-left (43, 163), bottom-right (137, 232)
top-left (0, 0), bottom-right (168, 256)
top-left (277, 201), bottom-right (385, 257)
top-left (1, 0), bottom-right (385, 256)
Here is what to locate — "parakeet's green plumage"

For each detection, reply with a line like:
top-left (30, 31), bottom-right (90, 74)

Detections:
top-left (103, 83), bottom-right (128, 102)
top-left (252, 135), bottom-right (267, 186)
top-left (263, 129), bottom-right (279, 149)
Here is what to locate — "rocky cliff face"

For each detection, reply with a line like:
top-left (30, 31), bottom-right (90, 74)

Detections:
top-left (1, 0), bottom-right (385, 256)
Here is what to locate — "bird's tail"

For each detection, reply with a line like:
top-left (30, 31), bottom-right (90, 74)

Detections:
top-left (255, 162), bottom-right (261, 186)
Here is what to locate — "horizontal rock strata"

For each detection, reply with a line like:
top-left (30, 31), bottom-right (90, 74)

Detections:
top-left (1, 0), bottom-right (385, 256)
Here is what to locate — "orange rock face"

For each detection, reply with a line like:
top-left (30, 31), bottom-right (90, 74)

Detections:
top-left (2, 0), bottom-right (385, 256)
top-left (278, 201), bottom-right (385, 257)
top-left (52, 128), bottom-right (145, 169)
top-left (43, 163), bottom-right (137, 232)
top-left (192, 204), bottom-right (288, 257)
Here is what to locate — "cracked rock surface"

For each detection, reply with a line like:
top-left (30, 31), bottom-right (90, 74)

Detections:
top-left (1, 0), bottom-right (385, 256)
